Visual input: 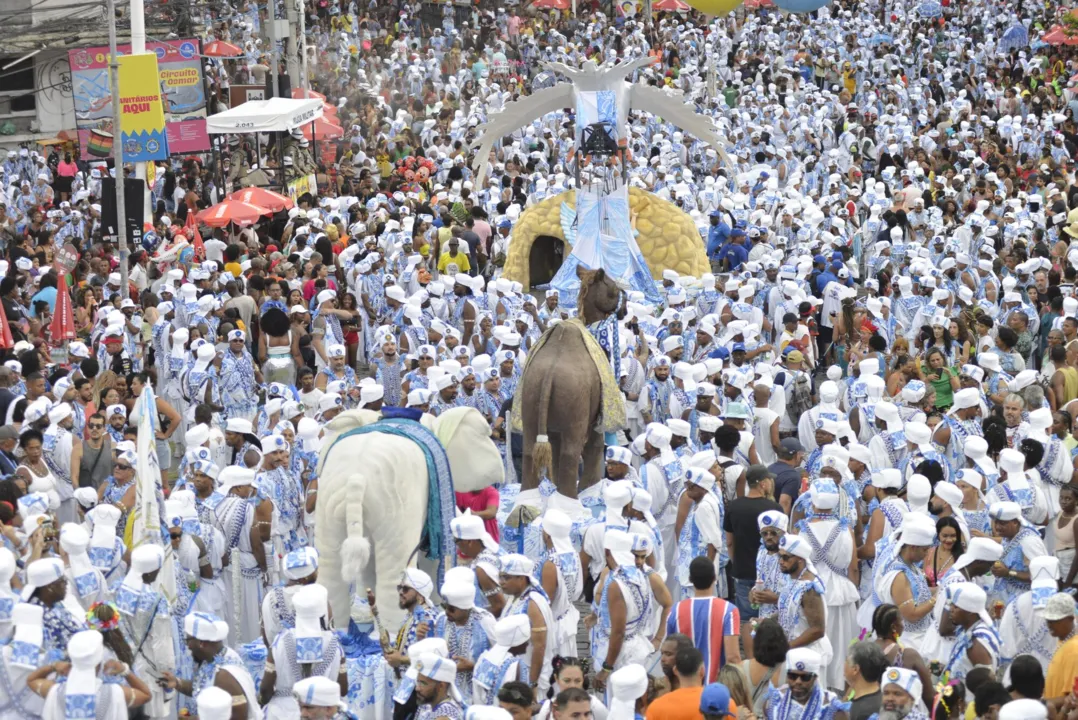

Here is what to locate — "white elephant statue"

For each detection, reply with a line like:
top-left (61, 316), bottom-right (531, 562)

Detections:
top-left (315, 407), bottom-right (504, 629)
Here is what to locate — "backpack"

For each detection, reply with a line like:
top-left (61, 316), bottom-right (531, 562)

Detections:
top-left (787, 371), bottom-right (813, 425)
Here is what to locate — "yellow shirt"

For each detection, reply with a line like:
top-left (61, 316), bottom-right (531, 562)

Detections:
top-left (1045, 634), bottom-right (1078, 698)
top-left (438, 251), bottom-right (470, 275)
top-left (224, 261), bottom-right (242, 278)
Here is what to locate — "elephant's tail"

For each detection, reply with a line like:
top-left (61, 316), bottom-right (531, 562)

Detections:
top-left (340, 471), bottom-right (371, 583)
top-left (532, 357), bottom-right (555, 477)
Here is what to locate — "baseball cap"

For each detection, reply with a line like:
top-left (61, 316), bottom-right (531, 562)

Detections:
top-left (700, 683), bottom-right (736, 717)
top-left (746, 464), bottom-right (774, 486)
top-left (779, 437), bottom-right (804, 455)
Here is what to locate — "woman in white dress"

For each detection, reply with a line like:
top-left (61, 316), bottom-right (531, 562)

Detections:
top-left (16, 431), bottom-right (60, 513)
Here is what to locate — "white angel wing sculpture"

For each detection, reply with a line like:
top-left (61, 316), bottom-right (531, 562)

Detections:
top-left (468, 58), bottom-right (733, 187)
top-left (469, 83), bottom-right (575, 187)
top-left (628, 83), bottom-right (734, 167)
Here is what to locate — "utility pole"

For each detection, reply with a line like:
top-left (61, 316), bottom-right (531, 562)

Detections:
top-left (298, 0), bottom-right (309, 98)
top-left (130, 0), bottom-right (151, 222)
top-left (107, 0), bottom-right (130, 293)
top-left (285, 0), bottom-right (300, 86)
top-left (267, 1), bottom-right (278, 98)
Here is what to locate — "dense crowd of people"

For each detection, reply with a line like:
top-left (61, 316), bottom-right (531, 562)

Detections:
top-left (1, 0), bottom-right (1078, 718)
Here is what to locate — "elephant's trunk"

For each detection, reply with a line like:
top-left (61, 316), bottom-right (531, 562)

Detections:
top-left (340, 471), bottom-right (371, 584)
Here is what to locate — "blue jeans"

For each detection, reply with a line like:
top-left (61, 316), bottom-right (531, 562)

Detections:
top-left (735, 577), bottom-right (759, 620)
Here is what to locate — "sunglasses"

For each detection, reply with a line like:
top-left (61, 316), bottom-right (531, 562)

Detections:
top-left (88, 423), bottom-right (105, 430)
top-left (786, 672), bottom-right (814, 682)
top-left (114, 464), bottom-right (132, 471)
top-left (778, 553), bottom-right (795, 562)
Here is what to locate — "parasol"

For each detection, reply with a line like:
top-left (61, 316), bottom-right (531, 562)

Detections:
top-left (49, 274), bottom-right (76, 344)
top-left (652, 0), bottom-right (690, 10)
top-left (227, 187), bottom-right (295, 213)
top-left (916, 0), bottom-right (942, 17)
top-left (195, 199), bottom-right (270, 228)
top-left (203, 41), bottom-right (243, 57)
top-left (1042, 25), bottom-right (1078, 45)
top-left (301, 117), bottom-right (344, 141)
top-left (532, 0), bottom-right (570, 8)
top-left (999, 24), bottom-right (1029, 51)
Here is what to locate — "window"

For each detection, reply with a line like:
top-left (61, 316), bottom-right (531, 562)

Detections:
top-left (0, 56), bottom-right (35, 114)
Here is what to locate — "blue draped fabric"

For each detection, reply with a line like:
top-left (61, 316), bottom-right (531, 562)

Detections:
top-left (323, 416), bottom-right (456, 572)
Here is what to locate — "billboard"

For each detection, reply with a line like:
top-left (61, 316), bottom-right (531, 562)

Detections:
top-left (68, 39), bottom-right (210, 160)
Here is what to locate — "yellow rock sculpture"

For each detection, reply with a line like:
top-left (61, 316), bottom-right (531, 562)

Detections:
top-left (502, 187), bottom-right (711, 291)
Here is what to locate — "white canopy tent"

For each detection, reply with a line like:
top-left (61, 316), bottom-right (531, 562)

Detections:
top-left (206, 97), bottom-right (324, 134)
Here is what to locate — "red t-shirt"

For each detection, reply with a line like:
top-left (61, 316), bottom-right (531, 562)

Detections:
top-left (455, 487), bottom-right (500, 542)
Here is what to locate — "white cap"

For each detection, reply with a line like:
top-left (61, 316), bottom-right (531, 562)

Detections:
top-left (999, 700), bottom-right (1048, 720)
top-left (20, 558), bottom-right (64, 601)
top-left (294, 677), bottom-right (345, 710)
top-left (786, 648), bottom-right (822, 676)
top-left (947, 581), bottom-right (993, 626)
top-left (882, 667), bottom-right (922, 704)
top-left (197, 687), bottom-right (234, 720)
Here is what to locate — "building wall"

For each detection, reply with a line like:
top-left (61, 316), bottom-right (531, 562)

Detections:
top-left (34, 51), bottom-right (76, 135)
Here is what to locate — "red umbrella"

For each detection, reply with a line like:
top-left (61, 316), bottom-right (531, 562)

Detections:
top-left (203, 40), bottom-right (244, 57)
top-left (652, 0), bottom-right (690, 10)
top-left (292, 88), bottom-right (327, 101)
top-left (532, 0), bottom-right (570, 8)
top-left (301, 117), bottom-right (344, 141)
top-left (49, 274), bottom-right (76, 344)
top-left (196, 200), bottom-right (270, 228)
top-left (0, 299), bottom-right (14, 351)
top-left (1042, 25), bottom-right (1078, 44)
top-left (227, 187), bottom-right (295, 213)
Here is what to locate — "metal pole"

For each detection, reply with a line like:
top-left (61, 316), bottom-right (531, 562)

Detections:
top-left (298, 0), bottom-right (309, 99)
top-left (108, 0), bottom-right (130, 295)
top-left (130, 0), bottom-right (151, 222)
top-left (268, 1), bottom-right (278, 98)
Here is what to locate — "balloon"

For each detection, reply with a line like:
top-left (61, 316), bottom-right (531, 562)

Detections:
top-left (773, 0), bottom-right (830, 11)
top-left (684, 0), bottom-right (744, 15)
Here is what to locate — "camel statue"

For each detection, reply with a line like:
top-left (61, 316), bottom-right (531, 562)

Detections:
top-left (315, 407), bottom-right (504, 628)
top-left (513, 266), bottom-right (626, 510)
